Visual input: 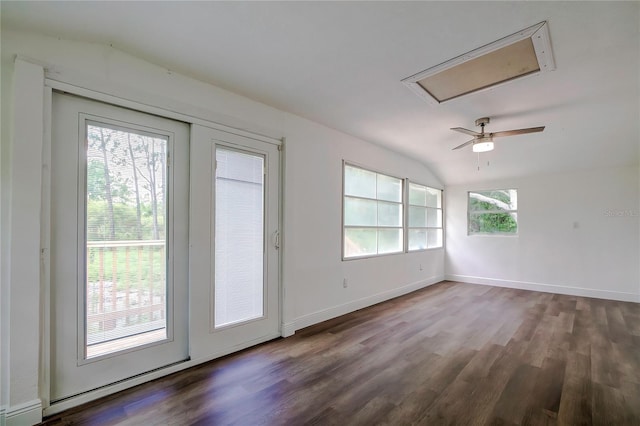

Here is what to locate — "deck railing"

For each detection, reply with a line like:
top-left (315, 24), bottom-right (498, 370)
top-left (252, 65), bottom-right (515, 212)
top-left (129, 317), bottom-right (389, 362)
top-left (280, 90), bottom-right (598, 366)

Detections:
top-left (86, 240), bottom-right (166, 345)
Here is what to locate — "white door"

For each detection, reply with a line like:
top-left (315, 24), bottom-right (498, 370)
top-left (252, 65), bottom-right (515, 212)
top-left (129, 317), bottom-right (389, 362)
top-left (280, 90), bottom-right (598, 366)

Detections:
top-left (50, 93), bottom-right (190, 401)
top-left (189, 125), bottom-right (280, 359)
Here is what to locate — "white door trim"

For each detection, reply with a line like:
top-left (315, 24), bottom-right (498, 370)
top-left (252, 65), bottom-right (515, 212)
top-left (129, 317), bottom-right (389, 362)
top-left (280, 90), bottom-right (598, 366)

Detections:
top-left (188, 124), bottom-right (281, 361)
top-left (45, 78), bottom-right (283, 147)
top-left (49, 93), bottom-right (191, 402)
top-left (30, 65), bottom-right (286, 417)
top-left (4, 58), bottom-right (46, 426)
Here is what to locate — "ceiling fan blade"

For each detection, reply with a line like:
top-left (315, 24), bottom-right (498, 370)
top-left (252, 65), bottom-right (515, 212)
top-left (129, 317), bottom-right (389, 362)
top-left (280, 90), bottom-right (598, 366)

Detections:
top-left (452, 138), bottom-right (476, 150)
top-left (451, 127), bottom-right (481, 137)
top-left (490, 126), bottom-right (545, 138)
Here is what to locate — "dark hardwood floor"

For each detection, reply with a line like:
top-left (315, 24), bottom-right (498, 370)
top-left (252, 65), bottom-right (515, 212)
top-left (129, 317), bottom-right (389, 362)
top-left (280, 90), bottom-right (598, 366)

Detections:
top-left (41, 281), bottom-right (640, 425)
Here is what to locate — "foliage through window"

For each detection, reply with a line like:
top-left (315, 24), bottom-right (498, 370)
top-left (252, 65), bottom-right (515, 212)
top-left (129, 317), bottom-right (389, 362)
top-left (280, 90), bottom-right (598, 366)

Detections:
top-left (408, 182), bottom-right (443, 250)
top-left (468, 189), bottom-right (518, 235)
top-left (85, 121), bottom-right (169, 352)
top-left (343, 164), bottom-right (403, 258)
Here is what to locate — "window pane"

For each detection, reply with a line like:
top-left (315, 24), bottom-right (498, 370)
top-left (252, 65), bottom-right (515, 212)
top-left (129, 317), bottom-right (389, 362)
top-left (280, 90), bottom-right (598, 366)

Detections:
top-left (378, 201), bottom-right (402, 227)
top-left (426, 208), bottom-right (442, 228)
top-left (377, 174), bottom-right (402, 202)
top-left (344, 228), bottom-right (377, 257)
top-left (427, 229), bottom-right (443, 248)
top-left (469, 212), bottom-right (518, 234)
top-left (378, 228), bottom-right (403, 254)
top-left (469, 189), bottom-right (517, 212)
top-left (344, 197), bottom-right (377, 226)
top-left (409, 183), bottom-right (427, 206)
top-left (426, 187), bottom-right (442, 208)
top-left (215, 148), bottom-right (264, 328)
top-left (409, 206), bottom-right (427, 227)
top-left (345, 165), bottom-right (376, 199)
top-left (85, 123), bottom-right (168, 358)
top-left (408, 229), bottom-right (428, 251)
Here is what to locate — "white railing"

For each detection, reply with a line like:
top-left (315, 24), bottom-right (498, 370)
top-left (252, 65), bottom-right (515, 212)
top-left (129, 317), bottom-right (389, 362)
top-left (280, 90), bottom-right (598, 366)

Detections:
top-left (86, 240), bottom-right (166, 345)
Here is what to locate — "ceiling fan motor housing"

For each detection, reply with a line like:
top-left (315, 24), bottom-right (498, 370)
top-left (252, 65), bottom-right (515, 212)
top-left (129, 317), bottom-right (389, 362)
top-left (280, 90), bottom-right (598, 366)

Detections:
top-left (475, 117), bottom-right (490, 127)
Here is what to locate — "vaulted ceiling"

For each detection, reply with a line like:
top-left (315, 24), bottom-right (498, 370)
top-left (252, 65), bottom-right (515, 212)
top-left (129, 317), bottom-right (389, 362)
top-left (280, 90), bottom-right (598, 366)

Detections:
top-left (3, 1), bottom-right (639, 184)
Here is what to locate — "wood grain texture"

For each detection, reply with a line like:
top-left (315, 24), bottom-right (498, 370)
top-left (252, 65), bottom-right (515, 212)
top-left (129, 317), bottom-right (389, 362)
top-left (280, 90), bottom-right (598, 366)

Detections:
top-left (41, 281), bottom-right (640, 425)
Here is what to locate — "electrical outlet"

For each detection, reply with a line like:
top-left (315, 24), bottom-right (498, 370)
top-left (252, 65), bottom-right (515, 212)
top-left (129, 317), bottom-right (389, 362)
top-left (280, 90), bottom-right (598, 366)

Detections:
top-left (343, 278), bottom-right (348, 288)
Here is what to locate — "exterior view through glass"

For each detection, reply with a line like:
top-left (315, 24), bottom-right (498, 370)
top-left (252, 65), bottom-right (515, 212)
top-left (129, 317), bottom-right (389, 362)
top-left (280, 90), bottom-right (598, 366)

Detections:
top-left (85, 122), bottom-right (169, 358)
top-left (468, 189), bottom-right (518, 234)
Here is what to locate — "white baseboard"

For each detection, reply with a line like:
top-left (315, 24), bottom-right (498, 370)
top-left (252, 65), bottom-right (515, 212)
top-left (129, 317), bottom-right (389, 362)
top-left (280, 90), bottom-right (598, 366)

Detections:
top-left (6, 399), bottom-right (42, 426)
top-left (445, 274), bottom-right (640, 303)
top-left (281, 322), bottom-right (296, 338)
top-left (283, 275), bottom-right (444, 335)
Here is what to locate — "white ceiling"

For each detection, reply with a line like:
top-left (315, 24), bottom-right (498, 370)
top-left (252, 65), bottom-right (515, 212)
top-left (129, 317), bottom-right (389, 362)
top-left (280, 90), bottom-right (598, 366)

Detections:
top-left (3, 1), bottom-right (639, 185)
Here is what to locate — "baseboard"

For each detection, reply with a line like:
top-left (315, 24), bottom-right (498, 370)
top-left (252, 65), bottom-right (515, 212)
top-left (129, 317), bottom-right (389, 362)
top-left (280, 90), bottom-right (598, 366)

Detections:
top-left (6, 399), bottom-right (42, 426)
top-left (445, 274), bottom-right (640, 303)
top-left (283, 275), bottom-right (444, 335)
top-left (281, 322), bottom-right (296, 338)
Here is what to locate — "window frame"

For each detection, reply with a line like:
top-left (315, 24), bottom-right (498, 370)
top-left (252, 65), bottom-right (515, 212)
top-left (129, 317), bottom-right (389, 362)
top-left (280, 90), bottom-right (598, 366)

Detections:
top-left (342, 161), bottom-right (405, 260)
top-left (467, 189), bottom-right (518, 236)
top-left (81, 116), bottom-right (175, 362)
top-left (406, 180), bottom-right (444, 252)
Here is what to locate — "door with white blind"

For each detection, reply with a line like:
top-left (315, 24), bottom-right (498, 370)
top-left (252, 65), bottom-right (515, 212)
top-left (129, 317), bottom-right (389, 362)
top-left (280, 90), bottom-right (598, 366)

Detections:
top-left (189, 125), bottom-right (280, 358)
top-left (50, 92), bottom-right (189, 402)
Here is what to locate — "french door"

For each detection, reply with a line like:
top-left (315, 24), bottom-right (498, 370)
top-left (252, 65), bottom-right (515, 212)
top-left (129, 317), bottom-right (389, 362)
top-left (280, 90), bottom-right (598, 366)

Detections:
top-left (50, 93), bottom-right (190, 401)
top-left (189, 125), bottom-right (280, 359)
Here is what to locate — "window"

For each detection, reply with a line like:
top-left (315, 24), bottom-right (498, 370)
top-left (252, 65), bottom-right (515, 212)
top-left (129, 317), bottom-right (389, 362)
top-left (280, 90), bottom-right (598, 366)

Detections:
top-left (85, 121), bottom-right (170, 357)
top-left (214, 147), bottom-right (265, 328)
top-left (468, 189), bottom-right (518, 235)
top-left (408, 182), bottom-right (443, 250)
top-left (343, 163), bottom-right (403, 258)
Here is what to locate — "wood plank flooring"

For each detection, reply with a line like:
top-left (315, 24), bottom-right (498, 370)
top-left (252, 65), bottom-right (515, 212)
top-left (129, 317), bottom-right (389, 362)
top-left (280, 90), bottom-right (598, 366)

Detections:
top-left (41, 281), bottom-right (640, 425)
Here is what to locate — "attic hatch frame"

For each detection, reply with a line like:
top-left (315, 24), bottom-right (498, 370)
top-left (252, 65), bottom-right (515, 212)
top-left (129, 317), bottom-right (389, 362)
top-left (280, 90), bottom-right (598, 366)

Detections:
top-left (402, 21), bottom-right (555, 105)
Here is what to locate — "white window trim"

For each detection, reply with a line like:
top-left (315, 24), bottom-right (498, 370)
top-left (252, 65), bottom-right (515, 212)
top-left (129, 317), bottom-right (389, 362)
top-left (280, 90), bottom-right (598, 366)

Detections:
top-left (342, 161), bottom-right (405, 260)
top-left (342, 162), bottom-right (445, 260)
top-left (467, 189), bottom-right (519, 236)
top-left (406, 180), bottom-right (444, 252)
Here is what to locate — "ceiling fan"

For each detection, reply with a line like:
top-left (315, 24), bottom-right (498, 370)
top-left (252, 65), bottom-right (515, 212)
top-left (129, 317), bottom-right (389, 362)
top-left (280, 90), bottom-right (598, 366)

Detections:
top-left (451, 117), bottom-right (545, 153)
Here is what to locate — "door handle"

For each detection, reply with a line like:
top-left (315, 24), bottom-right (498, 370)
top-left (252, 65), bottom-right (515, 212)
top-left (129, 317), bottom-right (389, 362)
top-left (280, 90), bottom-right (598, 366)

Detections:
top-left (272, 230), bottom-right (280, 249)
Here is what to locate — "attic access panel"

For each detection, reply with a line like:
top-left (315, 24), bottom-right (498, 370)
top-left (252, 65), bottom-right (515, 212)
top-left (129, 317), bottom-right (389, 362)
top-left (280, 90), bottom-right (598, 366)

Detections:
top-left (402, 21), bottom-right (555, 104)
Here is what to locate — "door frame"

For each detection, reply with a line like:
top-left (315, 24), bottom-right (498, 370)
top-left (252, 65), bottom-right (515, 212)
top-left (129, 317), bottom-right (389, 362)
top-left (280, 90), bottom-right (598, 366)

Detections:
top-left (189, 125), bottom-right (282, 362)
top-left (40, 78), bottom-right (284, 416)
top-left (49, 94), bottom-right (192, 402)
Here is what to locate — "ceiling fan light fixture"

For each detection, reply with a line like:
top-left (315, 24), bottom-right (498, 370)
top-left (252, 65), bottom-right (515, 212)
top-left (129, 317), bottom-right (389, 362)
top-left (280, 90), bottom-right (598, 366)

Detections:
top-left (451, 116), bottom-right (544, 152)
top-left (472, 141), bottom-right (494, 153)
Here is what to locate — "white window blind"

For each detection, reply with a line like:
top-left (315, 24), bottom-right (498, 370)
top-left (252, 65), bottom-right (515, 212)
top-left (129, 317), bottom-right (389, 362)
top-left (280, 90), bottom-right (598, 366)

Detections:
top-left (214, 148), bottom-right (265, 327)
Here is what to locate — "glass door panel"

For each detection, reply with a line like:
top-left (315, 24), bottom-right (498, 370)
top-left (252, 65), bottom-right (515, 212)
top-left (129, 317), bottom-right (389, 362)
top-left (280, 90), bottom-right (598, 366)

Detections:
top-left (84, 122), bottom-right (169, 358)
top-left (50, 92), bottom-right (189, 404)
top-left (188, 124), bottom-right (279, 362)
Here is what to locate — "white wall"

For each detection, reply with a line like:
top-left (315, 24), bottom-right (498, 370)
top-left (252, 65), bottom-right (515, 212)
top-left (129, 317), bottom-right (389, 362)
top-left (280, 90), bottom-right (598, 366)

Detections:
top-left (445, 165), bottom-right (640, 302)
top-left (3, 23), bottom-right (638, 426)
top-left (0, 29), bottom-right (444, 423)
top-left (282, 114), bottom-right (444, 331)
